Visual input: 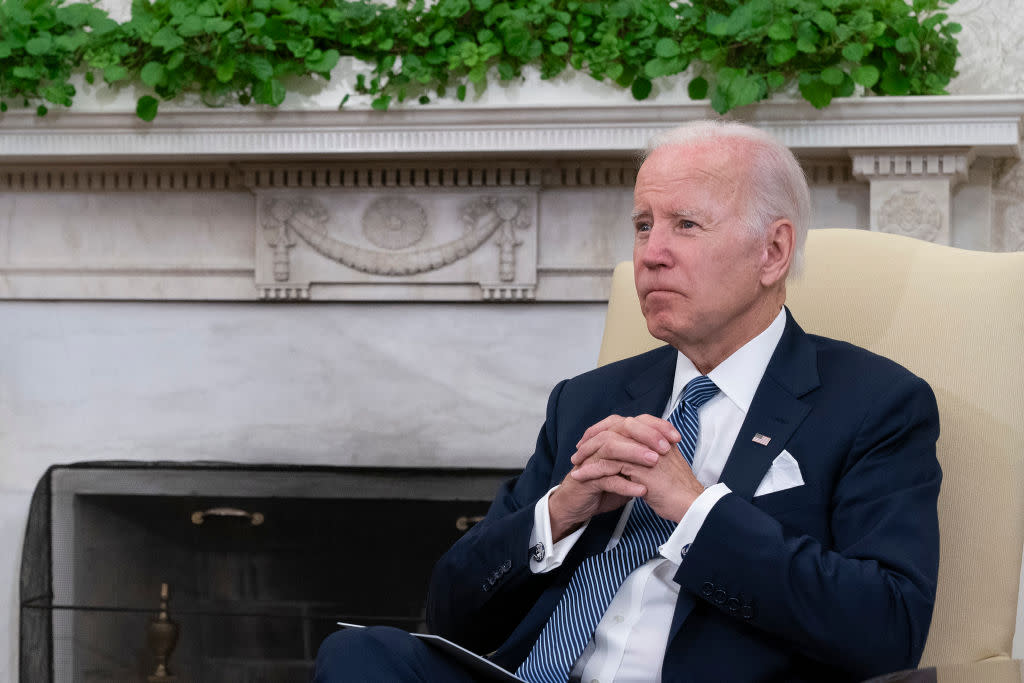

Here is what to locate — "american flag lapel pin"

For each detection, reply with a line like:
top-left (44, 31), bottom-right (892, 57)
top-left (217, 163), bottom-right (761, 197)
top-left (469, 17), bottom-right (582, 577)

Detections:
top-left (751, 433), bottom-right (772, 446)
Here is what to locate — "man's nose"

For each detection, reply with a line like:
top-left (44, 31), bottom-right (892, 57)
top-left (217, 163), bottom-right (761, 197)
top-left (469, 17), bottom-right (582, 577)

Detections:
top-left (639, 225), bottom-right (673, 267)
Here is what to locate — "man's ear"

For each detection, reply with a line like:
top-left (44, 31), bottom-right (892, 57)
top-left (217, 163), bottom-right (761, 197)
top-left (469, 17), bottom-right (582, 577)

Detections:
top-left (761, 219), bottom-right (794, 287)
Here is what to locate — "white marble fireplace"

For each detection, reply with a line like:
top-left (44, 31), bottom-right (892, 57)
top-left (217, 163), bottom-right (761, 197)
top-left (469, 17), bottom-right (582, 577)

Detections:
top-left (3, 92), bottom-right (1024, 679)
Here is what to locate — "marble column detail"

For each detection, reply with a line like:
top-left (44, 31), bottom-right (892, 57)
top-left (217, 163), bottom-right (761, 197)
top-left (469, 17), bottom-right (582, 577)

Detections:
top-left (994, 152), bottom-right (1024, 251)
top-left (852, 150), bottom-right (973, 244)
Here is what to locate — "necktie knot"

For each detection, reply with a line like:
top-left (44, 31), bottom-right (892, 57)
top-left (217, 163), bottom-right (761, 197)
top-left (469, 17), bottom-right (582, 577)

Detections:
top-left (666, 375), bottom-right (718, 467)
top-left (683, 375), bottom-right (718, 410)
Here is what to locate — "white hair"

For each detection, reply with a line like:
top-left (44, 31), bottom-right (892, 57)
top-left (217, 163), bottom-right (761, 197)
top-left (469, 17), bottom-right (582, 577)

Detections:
top-left (644, 120), bottom-right (811, 275)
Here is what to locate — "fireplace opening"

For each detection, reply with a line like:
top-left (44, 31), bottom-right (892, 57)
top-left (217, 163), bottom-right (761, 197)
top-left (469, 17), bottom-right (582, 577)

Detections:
top-left (21, 462), bottom-right (514, 683)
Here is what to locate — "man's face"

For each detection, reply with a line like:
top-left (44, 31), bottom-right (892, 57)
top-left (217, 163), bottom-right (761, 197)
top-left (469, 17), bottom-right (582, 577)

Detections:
top-left (631, 142), bottom-right (770, 360)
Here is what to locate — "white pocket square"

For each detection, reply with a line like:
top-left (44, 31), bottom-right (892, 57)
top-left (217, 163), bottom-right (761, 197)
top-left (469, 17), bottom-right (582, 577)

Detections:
top-left (753, 449), bottom-right (805, 497)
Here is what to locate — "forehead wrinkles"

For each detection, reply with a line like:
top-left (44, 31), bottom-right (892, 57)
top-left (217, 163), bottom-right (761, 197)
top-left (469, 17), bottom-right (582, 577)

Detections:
top-left (634, 153), bottom-right (745, 218)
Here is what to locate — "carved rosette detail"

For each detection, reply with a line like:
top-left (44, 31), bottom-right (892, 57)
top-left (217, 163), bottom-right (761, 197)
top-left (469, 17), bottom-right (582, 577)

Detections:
top-left (876, 188), bottom-right (943, 242)
top-left (362, 197), bottom-right (428, 250)
top-left (261, 196), bottom-right (508, 276)
top-left (461, 196), bottom-right (532, 282)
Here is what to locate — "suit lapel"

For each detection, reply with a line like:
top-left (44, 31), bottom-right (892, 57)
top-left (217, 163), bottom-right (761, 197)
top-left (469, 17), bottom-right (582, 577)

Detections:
top-left (718, 311), bottom-right (819, 500)
top-left (669, 311), bottom-right (819, 641)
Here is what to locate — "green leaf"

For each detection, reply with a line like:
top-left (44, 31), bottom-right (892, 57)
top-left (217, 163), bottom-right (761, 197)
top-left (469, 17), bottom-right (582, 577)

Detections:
top-left (12, 65), bottom-right (41, 79)
top-left (706, 12), bottom-right (729, 36)
top-left (546, 22), bottom-right (568, 40)
top-left (456, 84), bottom-right (467, 101)
top-left (798, 76), bottom-right (833, 108)
top-left (767, 21), bottom-right (792, 40)
top-left (254, 78), bottom-right (286, 106)
top-left (811, 11), bottom-right (837, 33)
top-left (140, 61), bottom-right (166, 87)
top-left (687, 76), bottom-right (708, 99)
top-left (25, 33), bottom-right (54, 56)
top-left (55, 33), bottom-right (88, 51)
top-left (655, 38), bottom-right (679, 58)
top-left (630, 77), bottom-right (652, 100)
top-left (550, 41), bottom-right (569, 56)
top-left (151, 26), bottom-right (185, 52)
top-left (433, 27), bottom-right (454, 45)
top-left (880, 70), bottom-right (911, 95)
top-left (216, 60), bottom-right (236, 82)
top-left (37, 105), bottom-right (48, 116)
top-left (306, 48), bottom-right (340, 73)
top-left (249, 57), bottom-right (274, 81)
top-left (842, 43), bottom-right (865, 62)
top-left (644, 58), bottom-right (673, 79)
top-left (371, 94), bottom-right (391, 110)
top-left (851, 64), bottom-right (880, 87)
top-left (103, 64), bottom-right (129, 83)
top-left (895, 36), bottom-right (914, 54)
top-left (769, 42), bottom-right (797, 65)
top-left (204, 18), bottom-right (233, 33)
top-left (244, 12), bottom-right (266, 30)
top-left (136, 95), bottom-right (159, 121)
top-left (177, 14), bottom-right (204, 35)
top-left (766, 71), bottom-right (785, 89)
top-left (821, 67), bottom-right (844, 85)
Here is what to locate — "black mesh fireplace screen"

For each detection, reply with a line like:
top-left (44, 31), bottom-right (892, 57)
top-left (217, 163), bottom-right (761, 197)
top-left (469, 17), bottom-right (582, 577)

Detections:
top-left (20, 461), bottom-right (511, 683)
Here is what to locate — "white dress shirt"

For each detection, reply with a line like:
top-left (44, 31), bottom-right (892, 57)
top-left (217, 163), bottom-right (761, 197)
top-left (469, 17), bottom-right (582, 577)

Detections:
top-left (527, 308), bottom-right (787, 682)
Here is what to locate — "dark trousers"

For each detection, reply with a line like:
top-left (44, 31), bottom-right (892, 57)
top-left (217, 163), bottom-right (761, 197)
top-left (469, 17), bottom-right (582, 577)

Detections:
top-left (313, 627), bottom-right (480, 682)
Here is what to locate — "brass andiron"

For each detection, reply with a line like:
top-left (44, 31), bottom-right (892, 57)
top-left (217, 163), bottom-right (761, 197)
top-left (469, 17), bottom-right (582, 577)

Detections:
top-left (147, 582), bottom-right (179, 682)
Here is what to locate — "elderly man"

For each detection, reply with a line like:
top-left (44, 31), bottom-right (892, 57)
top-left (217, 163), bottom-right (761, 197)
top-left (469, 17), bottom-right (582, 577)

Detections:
top-left (314, 120), bottom-right (941, 682)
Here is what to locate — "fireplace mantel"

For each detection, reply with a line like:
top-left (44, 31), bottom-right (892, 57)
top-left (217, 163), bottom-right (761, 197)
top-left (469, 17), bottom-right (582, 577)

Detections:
top-left (1, 95), bottom-right (1022, 161)
top-left (0, 94), bottom-right (1021, 303)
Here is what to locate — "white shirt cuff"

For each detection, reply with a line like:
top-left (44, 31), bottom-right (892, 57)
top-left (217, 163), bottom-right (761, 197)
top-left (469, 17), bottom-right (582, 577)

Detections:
top-left (659, 483), bottom-right (731, 563)
top-left (528, 486), bottom-right (589, 573)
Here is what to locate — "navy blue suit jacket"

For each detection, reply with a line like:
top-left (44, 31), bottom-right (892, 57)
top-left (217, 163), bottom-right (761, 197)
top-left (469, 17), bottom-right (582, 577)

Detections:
top-left (427, 313), bottom-right (941, 682)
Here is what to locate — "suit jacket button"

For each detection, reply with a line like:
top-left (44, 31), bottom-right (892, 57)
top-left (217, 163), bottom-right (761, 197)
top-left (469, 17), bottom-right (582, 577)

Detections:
top-left (741, 604), bottom-right (754, 619)
top-left (701, 582), bottom-right (714, 597)
top-left (726, 597), bottom-right (740, 613)
top-left (712, 589), bottom-right (727, 604)
top-left (502, 560), bottom-right (512, 572)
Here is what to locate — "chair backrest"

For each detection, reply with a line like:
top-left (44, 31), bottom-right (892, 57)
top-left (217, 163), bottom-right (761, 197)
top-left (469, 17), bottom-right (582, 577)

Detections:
top-left (597, 228), bottom-right (1024, 667)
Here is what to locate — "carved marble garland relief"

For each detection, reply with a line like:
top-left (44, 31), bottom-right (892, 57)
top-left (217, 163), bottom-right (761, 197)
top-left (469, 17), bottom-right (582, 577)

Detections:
top-left (256, 191), bottom-right (537, 301)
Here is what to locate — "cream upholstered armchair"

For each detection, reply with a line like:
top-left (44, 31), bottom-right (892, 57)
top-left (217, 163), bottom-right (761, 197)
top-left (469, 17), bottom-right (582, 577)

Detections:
top-left (597, 228), bottom-right (1024, 668)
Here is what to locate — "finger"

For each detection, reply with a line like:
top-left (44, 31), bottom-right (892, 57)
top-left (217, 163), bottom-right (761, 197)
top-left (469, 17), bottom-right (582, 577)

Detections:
top-left (591, 474), bottom-right (647, 499)
top-left (571, 431), bottom-right (660, 467)
top-left (610, 415), bottom-right (681, 454)
top-left (570, 451), bottom-right (658, 482)
top-left (577, 414), bottom-right (681, 452)
top-left (576, 414), bottom-right (626, 448)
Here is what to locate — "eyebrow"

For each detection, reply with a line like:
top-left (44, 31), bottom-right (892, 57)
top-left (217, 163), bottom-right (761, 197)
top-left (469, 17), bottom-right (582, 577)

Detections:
top-left (630, 208), bottom-right (712, 222)
top-left (670, 208), bottom-right (712, 222)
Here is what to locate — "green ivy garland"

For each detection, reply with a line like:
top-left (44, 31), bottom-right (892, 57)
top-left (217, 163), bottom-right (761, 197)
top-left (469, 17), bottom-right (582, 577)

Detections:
top-left (0, 0), bottom-right (961, 121)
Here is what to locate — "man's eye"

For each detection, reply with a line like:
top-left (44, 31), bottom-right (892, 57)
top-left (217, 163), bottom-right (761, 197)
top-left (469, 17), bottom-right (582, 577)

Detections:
top-left (680, 220), bottom-right (697, 230)
top-left (635, 222), bottom-right (652, 233)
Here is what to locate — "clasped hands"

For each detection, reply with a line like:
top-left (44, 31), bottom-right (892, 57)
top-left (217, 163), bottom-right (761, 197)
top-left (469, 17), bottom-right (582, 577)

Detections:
top-left (548, 414), bottom-right (705, 542)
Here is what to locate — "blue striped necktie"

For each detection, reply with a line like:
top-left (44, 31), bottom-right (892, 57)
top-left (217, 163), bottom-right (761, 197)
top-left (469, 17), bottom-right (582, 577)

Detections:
top-left (516, 375), bottom-right (719, 683)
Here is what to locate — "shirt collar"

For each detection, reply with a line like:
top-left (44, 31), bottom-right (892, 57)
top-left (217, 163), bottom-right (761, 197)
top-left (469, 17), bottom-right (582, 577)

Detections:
top-left (668, 308), bottom-right (787, 415)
